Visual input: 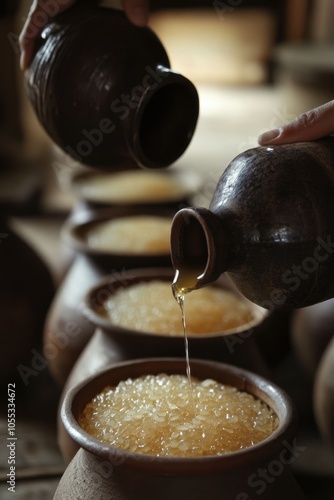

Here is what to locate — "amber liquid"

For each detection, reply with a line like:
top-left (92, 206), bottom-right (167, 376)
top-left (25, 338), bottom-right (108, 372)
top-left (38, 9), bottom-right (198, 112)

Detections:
top-left (172, 266), bottom-right (204, 405)
top-left (172, 266), bottom-right (203, 297)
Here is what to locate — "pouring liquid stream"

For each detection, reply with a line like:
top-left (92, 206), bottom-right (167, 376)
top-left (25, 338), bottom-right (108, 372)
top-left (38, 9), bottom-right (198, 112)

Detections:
top-left (172, 266), bottom-right (203, 411)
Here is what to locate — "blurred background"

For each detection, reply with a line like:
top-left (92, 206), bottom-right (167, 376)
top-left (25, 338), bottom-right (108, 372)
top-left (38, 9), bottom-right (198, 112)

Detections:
top-left (3, 0), bottom-right (334, 221)
top-left (2, 0), bottom-right (334, 259)
top-left (1, 0), bottom-right (334, 498)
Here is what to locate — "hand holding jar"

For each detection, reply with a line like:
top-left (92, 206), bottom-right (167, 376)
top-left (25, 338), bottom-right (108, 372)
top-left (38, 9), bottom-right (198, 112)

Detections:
top-left (259, 100), bottom-right (334, 145)
top-left (19, 0), bottom-right (149, 70)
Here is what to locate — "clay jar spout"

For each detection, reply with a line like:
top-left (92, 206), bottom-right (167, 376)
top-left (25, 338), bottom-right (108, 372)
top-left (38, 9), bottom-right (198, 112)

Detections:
top-left (24, 4), bottom-right (199, 169)
top-left (171, 206), bottom-right (227, 290)
top-left (171, 138), bottom-right (334, 310)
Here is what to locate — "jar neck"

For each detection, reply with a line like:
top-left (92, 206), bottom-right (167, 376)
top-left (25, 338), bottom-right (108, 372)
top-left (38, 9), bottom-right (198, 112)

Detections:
top-left (126, 66), bottom-right (199, 169)
top-left (170, 207), bottom-right (228, 290)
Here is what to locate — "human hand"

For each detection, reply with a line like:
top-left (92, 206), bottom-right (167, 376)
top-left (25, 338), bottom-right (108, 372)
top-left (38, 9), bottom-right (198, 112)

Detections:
top-left (19, 0), bottom-right (149, 71)
top-left (258, 100), bottom-right (334, 146)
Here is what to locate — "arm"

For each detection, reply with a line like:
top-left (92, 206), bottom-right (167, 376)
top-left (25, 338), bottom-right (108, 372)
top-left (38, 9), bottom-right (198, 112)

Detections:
top-left (258, 100), bottom-right (334, 146)
top-left (19, 0), bottom-right (149, 70)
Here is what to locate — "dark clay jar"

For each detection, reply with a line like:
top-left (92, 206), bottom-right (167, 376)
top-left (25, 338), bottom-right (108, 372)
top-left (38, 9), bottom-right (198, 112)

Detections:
top-left (171, 138), bottom-right (334, 310)
top-left (54, 358), bottom-right (306, 500)
top-left (57, 267), bottom-right (273, 463)
top-left (44, 206), bottom-right (175, 387)
top-left (25, 3), bottom-right (199, 169)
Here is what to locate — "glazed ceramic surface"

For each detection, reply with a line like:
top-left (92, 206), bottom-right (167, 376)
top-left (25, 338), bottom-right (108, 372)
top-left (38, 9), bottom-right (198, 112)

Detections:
top-left (25, 4), bottom-right (199, 169)
top-left (171, 138), bottom-right (334, 310)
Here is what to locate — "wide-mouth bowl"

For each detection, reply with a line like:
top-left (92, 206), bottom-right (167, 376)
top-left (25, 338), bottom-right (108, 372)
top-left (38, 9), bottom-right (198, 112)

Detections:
top-left (61, 207), bottom-right (177, 266)
top-left (70, 167), bottom-right (203, 207)
top-left (82, 267), bottom-right (268, 340)
top-left (61, 357), bottom-right (297, 476)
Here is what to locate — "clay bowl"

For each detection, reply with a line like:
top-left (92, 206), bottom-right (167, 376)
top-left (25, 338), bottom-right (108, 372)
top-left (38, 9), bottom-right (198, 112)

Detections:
top-left (81, 267), bottom-right (270, 368)
top-left (57, 267), bottom-right (271, 462)
top-left (54, 358), bottom-right (305, 500)
top-left (61, 204), bottom-right (177, 269)
top-left (44, 208), bottom-right (175, 388)
top-left (69, 166), bottom-right (203, 215)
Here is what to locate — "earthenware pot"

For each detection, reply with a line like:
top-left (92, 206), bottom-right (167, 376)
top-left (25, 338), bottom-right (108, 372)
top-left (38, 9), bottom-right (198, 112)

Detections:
top-left (68, 167), bottom-right (203, 217)
top-left (44, 207), bottom-right (174, 387)
top-left (314, 336), bottom-right (334, 451)
top-left (54, 358), bottom-right (305, 500)
top-left (170, 138), bottom-right (334, 310)
top-left (291, 298), bottom-right (334, 377)
top-left (0, 217), bottom-right (54, 386)
top-left (25, 3), bottom-right (199, 169)
top-left (58, 267), bottom-right (272, 463)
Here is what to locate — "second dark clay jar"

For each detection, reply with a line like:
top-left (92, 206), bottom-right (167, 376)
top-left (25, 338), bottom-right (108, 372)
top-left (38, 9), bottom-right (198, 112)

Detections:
top-left (25, 3), bottom-right (199, 169)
